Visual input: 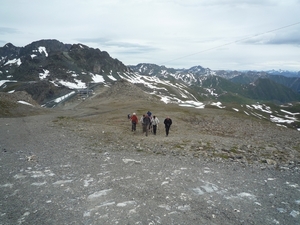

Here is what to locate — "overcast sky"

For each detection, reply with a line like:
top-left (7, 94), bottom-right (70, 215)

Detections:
top-left (1, 0), bottom-right (300, 71)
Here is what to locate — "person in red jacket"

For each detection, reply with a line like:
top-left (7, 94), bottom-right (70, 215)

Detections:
top-left (130, 113), bottom-right (138, 132)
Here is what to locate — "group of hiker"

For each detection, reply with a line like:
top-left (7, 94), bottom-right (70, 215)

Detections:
top-left (128, 111), bottom-right (172, 136)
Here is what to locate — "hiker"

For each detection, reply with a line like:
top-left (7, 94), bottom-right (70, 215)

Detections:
top-left (147, 111), bottom-right (153, 132)
top-left (147, 111), bottom-right (152, 117)
top-left (151, 115), bottom-right (160, 135)
top-left (143, 114), bottom-right (151, 136)
top-left (164, 116), bottom-right (172, 136)
top-left (130, 113), bottom-right (138, 132)
top-left (140, 114), bottom-right (145, 132)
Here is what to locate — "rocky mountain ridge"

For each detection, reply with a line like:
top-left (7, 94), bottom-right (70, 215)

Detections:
top-left (0, 39), bottom-right (300, 130)
top-left (129, 63), bottom-right (300, 94)
top-left (1, 39), bottom-right (300, 104)
top-left (0, 39), bottom-right (129, 81)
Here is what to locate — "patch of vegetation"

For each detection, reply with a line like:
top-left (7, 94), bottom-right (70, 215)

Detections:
top-left (174, 144), bottom-right (184, 150)
top-left (260, 153), bottom-right (272, 158)
top-left (52, 116), bottom-right (74, 126)
top-left (293, 144), bottom-right (300, 152)
top-left (213, 153), bottom-right (230, 159)
top-left (0, 100), bottom-right (16, 117)
top-left (136, 148), bottom-right (144, 152)
top-left (230, 146), bottom-right (238, 154)
top-left (57, 116), bottom-right (69, 120)
top-left (246, 78), bottom-right (300, 103)
top-left (181, 114), bottom-right (204, 125)
top-left (218, 92), bottom-right (255, 104)
top-left (53, 116), bottom-right (72, 122)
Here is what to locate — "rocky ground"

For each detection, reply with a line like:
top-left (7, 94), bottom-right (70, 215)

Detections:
top-left (0, 81), bottom-right (300, 224)
top-left (58, 81), bottom-right (300, 171)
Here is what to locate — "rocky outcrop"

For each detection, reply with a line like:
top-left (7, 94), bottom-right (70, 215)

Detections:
top-left (0, 39), bottom-right (129, 82)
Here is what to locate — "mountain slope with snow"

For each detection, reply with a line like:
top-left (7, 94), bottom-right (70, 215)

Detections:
top-left (0, 39), bottom-right (300, 129)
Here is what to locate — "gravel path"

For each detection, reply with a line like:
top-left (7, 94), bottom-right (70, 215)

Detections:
top-left (1, 111), bottom-right (300, 225)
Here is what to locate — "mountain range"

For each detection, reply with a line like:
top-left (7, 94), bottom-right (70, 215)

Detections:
top-left (0, 39), bottom-right (300, 129)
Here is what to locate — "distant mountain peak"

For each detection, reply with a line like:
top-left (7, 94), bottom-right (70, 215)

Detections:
top-left (0, 39), bottom-right (300, 110)
top-left (4, 43), bottom-right (16, 48)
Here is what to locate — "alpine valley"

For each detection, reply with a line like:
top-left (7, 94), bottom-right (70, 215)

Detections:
top-left (0, 39), bottom-right (300, 129)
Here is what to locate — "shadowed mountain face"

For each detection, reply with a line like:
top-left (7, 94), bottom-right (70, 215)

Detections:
top-left (0, 39), bottom-right (129, 82)
top-left (0, 40), bottom-right (131, 105)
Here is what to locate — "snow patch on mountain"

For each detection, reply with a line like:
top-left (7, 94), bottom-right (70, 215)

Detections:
top-left (270, 115), bottom-right (295, 124)
top-left (17, 100), bottom-right (34, 106)
top-left (4, 58), bottom-right (21, 66)
top-left (211, 102), bottom-right (225, 108)
top-left (39, 69), bottom-right (50, 80)
top-left (57, 79), bottom-right (86, 89)
top-left (38, 46), bottom-right (48, 57)
top-left (54, 91), bottom-right (76, 103)
top-left (91, 74), bottom-right (105, 83)
top-left (1, 65), bottom-right (299, 130)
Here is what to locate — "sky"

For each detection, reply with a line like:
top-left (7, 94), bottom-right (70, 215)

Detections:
top-left (0, 0), bottom-right (300, 71)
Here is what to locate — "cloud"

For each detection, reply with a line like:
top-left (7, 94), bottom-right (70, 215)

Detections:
top-left (267, 35), bottom-right (300, 45)
top-left (241, 29), bottom-right (300, 46)
top-left (0, 27), bottom-right (18, 35)
top-left (76, 37), bottom-right (160, 54)
top-left (0, 0), bottom-right (299, 71)
top-left (195, 0), bottom-right (299, 7)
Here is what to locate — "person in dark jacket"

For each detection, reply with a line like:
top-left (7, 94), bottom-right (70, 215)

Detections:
top-left (143, 114), bottom-right (151, 136)
top-left (164, 116), bottom-right (172, 136)
top-left (140, 114), bottom-right (145, 132)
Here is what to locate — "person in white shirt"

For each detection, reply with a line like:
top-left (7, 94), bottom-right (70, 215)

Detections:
top-left (151, 115), bottom-right (160, 135)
